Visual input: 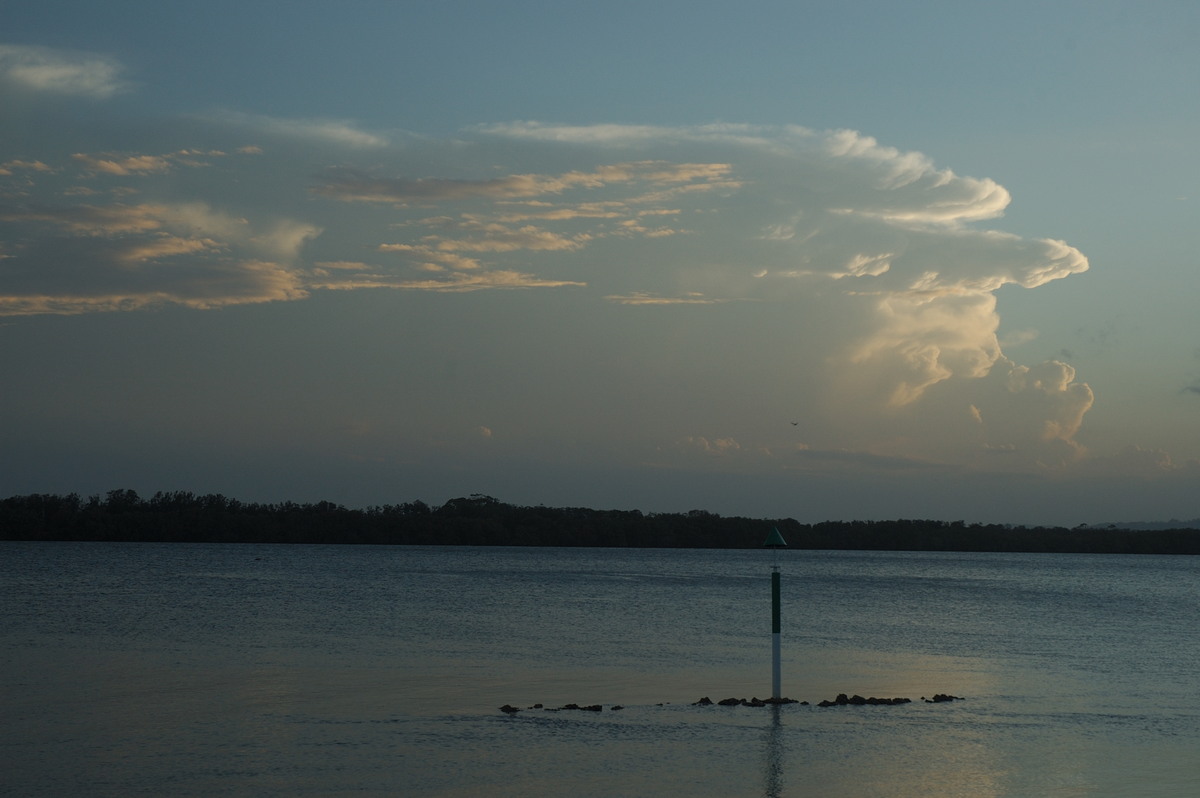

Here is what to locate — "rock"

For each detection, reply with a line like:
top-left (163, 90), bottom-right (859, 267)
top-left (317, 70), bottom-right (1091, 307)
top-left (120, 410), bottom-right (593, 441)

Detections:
top-left (816, 693), bottom-right (912, 707)
top-left (581, 704), bottom-right (603, 712)
top-left (500, 704), bottom-right (521, 714)
top-left (703, 696), bottom-right (803, 707)
top-left (611, 705), bottom-right (624, 711)
top-left (925, 693), bottom-right (963, 703)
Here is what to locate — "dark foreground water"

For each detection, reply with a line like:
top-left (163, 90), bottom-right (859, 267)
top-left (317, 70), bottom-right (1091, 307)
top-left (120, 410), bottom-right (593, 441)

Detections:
top-left (2, 542), bottom-right (1199, 796)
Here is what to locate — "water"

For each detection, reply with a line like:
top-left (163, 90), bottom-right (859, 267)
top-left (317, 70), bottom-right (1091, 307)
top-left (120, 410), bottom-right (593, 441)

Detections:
top-left (2, 542), bottom-right (1199, 796)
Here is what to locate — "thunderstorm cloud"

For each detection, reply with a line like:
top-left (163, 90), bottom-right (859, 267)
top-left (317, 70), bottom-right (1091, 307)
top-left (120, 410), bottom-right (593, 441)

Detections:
top-left (0, 64), bottom-right (1093, 475)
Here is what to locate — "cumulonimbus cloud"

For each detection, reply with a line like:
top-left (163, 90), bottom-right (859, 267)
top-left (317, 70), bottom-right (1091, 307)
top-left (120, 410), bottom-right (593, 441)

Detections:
top-left (0, 117), bottom-right (1094, 471)
top-left (461, 123), bottom-right (1093, 470)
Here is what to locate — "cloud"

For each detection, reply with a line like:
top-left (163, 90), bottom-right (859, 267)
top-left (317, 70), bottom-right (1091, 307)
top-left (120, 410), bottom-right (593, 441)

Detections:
top-left (0, 203), bottom-right (167, 235)
top-left (0, 117), bottom-right (1098, 474)
top-left (0, 160), bottom-right (53, 176)
top-left (0, 44), bottom-right (128, 98)
top-left (376, 246), bottom-right (484, 271)
top-left (1076, 445), bottom-right (1198, 479)
top-left (312, 161), bottom-right (733, 205)
top-left (0, 250), bottom-right (307, 316)
top-left (474, 121), bottom-right (686, 145)
top-left (468, 123), bottom-right (1090, 472)
top-left (0, 199), bottom-right (315, 260)
top-left (210, 111), bottom-right (387, 148)
top-left (0, 197), bottom-right (317, 314)
top-left (605, 292), bottom-right (727, 305)
top-left (972, 358), bottom-right (1094, 466)
top-left (420, 223), bottom-right (591, 253)
top-left (72, 153), bottom-right (173, 175)
top-left (677, 436), bottom-right (742, 454)
top-left (249, 219), bottom-right (323, 261)
top-left (308, 266), bottom-right (585, 293)
top-left (117, 235), bottom-right (218, 264)
top-left (66, 149), bottom-right (237, 177)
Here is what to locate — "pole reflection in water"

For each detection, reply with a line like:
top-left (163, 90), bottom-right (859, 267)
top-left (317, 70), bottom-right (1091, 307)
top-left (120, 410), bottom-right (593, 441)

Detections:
top-left (762, 704), bottom-right (784, 798)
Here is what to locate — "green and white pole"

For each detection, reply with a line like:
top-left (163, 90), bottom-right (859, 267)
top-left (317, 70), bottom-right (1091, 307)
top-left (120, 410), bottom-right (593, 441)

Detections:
top-left (764, 527), bottom-right (788, 699)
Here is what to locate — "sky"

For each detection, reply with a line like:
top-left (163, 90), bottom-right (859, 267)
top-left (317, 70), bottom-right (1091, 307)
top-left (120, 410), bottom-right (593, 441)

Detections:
top-left (2, 1), bottom-right (1199, 526)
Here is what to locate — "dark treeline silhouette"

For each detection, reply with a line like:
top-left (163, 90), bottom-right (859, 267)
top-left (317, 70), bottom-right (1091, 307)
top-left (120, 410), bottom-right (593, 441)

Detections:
top-left (4, 490), bottom-right (1200, 554)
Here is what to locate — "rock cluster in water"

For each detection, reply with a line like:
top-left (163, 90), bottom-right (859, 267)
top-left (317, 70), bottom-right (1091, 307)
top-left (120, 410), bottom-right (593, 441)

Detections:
top-left (923, 693), bottom-right (963, 703)
top-left (816, 693), bottom-right (911, 707)
top-left (500, 692), bottom-right (963, 714)
top-left (815, 692), bottom-right (964, 707)
top-left (500, 702), bottom-right (623, 714)
top-left (692, 696), bottom-right (804, 707)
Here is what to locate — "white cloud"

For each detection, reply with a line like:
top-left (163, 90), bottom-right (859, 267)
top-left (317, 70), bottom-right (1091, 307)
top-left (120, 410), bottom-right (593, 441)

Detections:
top-left (117, 235), bottom-right (218, 264)
top-left (249, 219), bottom-right (322, 261)
top-left (605, 292), bottom-right (727, 305)
top-left (308, 267), bottom-right (586, 293)
top-left (0, 160), bottom-right (53, 175)
top-left (0, 256), bottom-right (308, 316)
top-left (72, 153), bottom-right (172, 175)
top-left (423, 223), bottom-right (590, 253)
top-left (377, 245), bottom-right (484, 271)
top-left (312, 161), bottom-right (734, 204)
top-left (210, 111), bottom-right (387, 148)
top-left (0, 44), bottom-right (128, 98)
top-left (0, 196), bottom-right (319, 313)
top-left (678, 436), bottom-right (742, 454)
top-left (473, 121), bottom-right (685, 145)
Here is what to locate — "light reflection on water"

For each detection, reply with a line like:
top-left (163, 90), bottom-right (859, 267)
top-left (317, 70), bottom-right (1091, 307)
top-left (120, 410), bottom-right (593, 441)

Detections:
top-left (3, 542), bottom-right (1200, 796)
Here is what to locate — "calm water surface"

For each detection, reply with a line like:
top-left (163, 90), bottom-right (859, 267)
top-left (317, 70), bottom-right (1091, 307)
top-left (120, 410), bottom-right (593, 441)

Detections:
top-left (2, 542), bottom-right (1199, 796)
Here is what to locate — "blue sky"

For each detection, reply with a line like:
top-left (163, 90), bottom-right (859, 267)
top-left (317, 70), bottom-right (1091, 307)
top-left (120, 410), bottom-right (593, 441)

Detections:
top-left (2, 1), bottom-right (1199, 525)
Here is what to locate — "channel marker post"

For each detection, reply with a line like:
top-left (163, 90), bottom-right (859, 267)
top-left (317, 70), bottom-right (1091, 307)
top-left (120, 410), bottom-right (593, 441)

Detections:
top-left (764, 526), bottom-right (788, 699)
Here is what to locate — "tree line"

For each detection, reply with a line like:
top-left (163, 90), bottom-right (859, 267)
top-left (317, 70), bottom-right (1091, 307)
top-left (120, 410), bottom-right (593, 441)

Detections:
top-left (2, 489), bottom-right (1200, 554)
